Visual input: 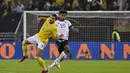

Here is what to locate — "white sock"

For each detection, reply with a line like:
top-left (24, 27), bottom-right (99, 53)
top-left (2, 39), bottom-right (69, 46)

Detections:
top-left (57, 51), bottom-right (66, 62)
top-left (50, 62), bottom-right (56, 68)
top-left (43, 67), bottom-right (47, 70)
top-left (50, 51), bottom-right (66, 68)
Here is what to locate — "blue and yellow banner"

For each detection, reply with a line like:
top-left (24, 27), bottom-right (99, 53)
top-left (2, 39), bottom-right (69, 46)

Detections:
top-left (0, 42), bottom-right (130, 60)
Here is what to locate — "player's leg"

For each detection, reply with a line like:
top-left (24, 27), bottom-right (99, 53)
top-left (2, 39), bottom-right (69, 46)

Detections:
top-left (56, 40), bottom-right (65, 62)
top-left (35, 48), bottom-right (48, 73)
top-left (55, 40), bottom-right (70, 68)
top-left (19, 34), bottom-right (37, 62)
top-left (19, 40), bottom-right (30, 62)
top-left (56, 40), bottom-right (69, 61)
top-left (35, 48), bottom-right (47, 70)
top-left (34, 37), bottom-right (48, 73)
top-left (22, 40), bottom-right (31, 56)
top-left (56, 40), bottom-right (63, 54)
top-left (56, 44), bottom-right (70, 62)
top-left (48, 40), bottom-right (63, 70)
top-left (48, 40), bottom-right (69, 70)
top-left (59, 41), bottom-right (65, 61)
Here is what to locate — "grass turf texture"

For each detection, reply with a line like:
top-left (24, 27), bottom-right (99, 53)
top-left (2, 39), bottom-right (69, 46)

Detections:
top-left (0, 60), bottom-right (130, 73)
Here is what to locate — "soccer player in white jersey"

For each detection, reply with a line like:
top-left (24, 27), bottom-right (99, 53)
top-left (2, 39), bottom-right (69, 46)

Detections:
top-left (48, 10), bottom-right (79, 71)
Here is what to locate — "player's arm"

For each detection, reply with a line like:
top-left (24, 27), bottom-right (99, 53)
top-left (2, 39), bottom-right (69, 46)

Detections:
top-left (70, 26), bottom-right (79, 32)
top-left (37, 17), bottom-right (47, 24)
top-left (38, 17), bottom-right (47, 21)
top-left (68, 20), bottom-right (79, 32)
top-left (52, 28), bottom-right (63, 39)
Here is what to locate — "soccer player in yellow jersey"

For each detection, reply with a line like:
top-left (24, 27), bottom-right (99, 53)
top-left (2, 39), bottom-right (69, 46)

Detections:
top-left (19, 14), bottom-right (63, 73)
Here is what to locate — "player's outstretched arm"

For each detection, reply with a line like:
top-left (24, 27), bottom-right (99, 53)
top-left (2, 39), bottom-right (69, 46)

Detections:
top-left (37, 17), bottom-right (47, 24)
top-left (70, 26), bottom-right (79, 33)
top-left (56, 33), bottom-right (64, 39)
top-left (52, 33), bottom-right (64, 39)
top-left (37, 17), bottom-right (47, 21)
top-left (51, 28), bottom-right (64, 39)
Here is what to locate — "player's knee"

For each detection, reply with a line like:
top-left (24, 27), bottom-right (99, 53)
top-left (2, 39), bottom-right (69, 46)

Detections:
top-left (36, 49), bottom-right (43, 57)
top-left (22, 41), bottom-right (26, 46)
top-left (22, 40), bottom-right (30, 45)
top-left (65, 49), bottom-right (70, 53)
top-left (64, 46), bottom-right (70, 53)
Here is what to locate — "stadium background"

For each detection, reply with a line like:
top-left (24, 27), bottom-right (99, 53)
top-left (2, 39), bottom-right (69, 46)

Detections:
top-left (0, 0), bottom-right (130, 60)
top-left (0, 0), bottom-right (130, 73)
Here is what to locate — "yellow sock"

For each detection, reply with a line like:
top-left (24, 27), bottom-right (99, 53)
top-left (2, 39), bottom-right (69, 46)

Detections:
top-left (22, 41), bottom-right (28, 56)
top-left (35, 57), bottom-right (46, 69)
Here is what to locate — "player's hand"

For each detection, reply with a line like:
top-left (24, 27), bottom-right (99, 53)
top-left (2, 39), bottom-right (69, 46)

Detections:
top-left (37, 18), bottom-right (41, 24)
top-left (59, 34), bottom-right (64, 37)
top-left (57, 33), bottom-right (64, 39)
top-left (73, 28), bottom-right (79, 33)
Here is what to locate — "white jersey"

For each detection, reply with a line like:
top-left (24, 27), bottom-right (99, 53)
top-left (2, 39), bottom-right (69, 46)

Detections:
top-left (55, 20), bottom-right (72, 40)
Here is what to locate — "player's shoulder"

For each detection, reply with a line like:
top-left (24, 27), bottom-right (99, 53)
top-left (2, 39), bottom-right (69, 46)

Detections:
top-left (46, 17), bottom-right (50, 20)
top-left (44, 17), bottom-right (50, 21)
top-left (64, 20), bottom-right (71, 23)
top-left (64, 19), bottom-right (70, 22)
top-left (56, 20), bottom-right (70, 23)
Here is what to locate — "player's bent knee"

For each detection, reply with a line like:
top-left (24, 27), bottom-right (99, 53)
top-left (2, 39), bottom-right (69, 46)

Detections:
top-left (65, 49), bottom-right (70, 53)
top-left (22, 41), bottom-right (26, 45)
top-left (64, 45), bottom-right (70, 53)
top-left (64, 48), bottom-right (70, 53)
top-left (22, 40), bottom-right (30, 45)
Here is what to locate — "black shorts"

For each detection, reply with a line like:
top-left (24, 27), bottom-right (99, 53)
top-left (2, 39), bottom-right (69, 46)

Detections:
top-left (56, 39), bottom-right (68, 54)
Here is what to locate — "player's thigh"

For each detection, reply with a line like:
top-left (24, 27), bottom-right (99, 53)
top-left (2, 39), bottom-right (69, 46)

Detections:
top-left (62, 40), bottom-right (68, 48)
top-left (35, 39), bottom-right (46, 57)
top-left (27, 34), bottom-right (37, 44)
top-left (36, 39), bottom-right (46, 50)
top-left (37, 43), bottom-right (46, 50)
top-left (63, 40), bottom-right (70, 51)
top-left (56, 40), bottom-right (64, 53)
top-left (56, 40), bottom-right (68, 48)
top-left (23, 40), bottom-right (31, 45)
top-left (56, 40), bottom-right (69, 53)
top-left (56, 40), bottom-right (62, 48)
top-left (36, 48), bottom-right (43, 57)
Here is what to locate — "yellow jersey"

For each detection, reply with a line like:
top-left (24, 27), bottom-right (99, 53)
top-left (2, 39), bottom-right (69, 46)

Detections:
top-left (37, 18), bottom-right (57, 44)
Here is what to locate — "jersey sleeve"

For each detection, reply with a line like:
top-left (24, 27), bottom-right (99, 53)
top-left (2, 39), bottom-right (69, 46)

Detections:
top-left (67, 20), bottom-right (72, 27)
top-left (46, 17), bottom-right (50, 22)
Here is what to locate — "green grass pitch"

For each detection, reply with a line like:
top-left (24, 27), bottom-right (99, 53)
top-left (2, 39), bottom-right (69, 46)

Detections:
top-left (0, 60), bottom-right (130, 73)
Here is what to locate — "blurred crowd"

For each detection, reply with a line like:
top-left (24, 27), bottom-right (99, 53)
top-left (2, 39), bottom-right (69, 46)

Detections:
top-left (0, 0), bottom-right (130, 13)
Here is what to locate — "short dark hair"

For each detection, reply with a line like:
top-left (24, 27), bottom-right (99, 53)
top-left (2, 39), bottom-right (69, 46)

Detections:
top-left (59, 10), bottom-right (67, 15)
top-left (51, 13), bottom-right (57, 19)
